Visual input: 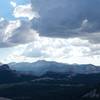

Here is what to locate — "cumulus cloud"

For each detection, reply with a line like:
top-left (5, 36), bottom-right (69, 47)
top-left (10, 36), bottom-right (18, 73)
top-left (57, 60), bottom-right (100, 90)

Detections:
top-left (10, 1), bottom-right (16, 7)
top-left (0, 19), bottom-right (9, 42)
top-left (22, 37), bottom-right (71, 59)
top-left (4, 36), bottom-right (99, 65)
top-left (7, 20), bottom-right (37, 44)
top-left (21, 37), bottom-right (89, 63)
top-left (12, 2), bottom-right (39, 20)
top-left (0, 1), bottom-right (39, 48)
top-left (31, 0), bottom-right (100, 43)
top-left (0, 19), bottom-right (37, 47)
top-left (1, 30), bottom-right (99, 65)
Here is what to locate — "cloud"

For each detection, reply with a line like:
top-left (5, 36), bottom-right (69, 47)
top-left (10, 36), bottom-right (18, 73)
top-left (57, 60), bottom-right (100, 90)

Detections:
top-left (85, 44), bottom-right (100, 56)
top-left (7, 20), bottom-right (37, 44)
top-left (23, 48), bottom-right (44, 58)
top-left (0, 0), bottom-right (100, 65)
top-left (10, 1), bottom-right (16, 7)
top-left (21, 37), bottom-right (88, 62)
top-left (0, 19), bottom-right (9, 42)
top-left (0, 19), bottom-right (37, 48)
top-left (31, 0), bottom-right (100, 43)
top-left (12, 2), bottom-right (39, 20)
top-left (2, 34), bottom-right (100, 65)
top-left (20, 36), bottom-right (71, 63)
top-left (4, 36), bottom-right (99, 65)
top-left (0, 1), bottom-right (39, 48)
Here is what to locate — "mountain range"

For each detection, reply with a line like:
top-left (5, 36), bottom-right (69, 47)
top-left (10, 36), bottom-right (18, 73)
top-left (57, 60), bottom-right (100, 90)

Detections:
top-left (0, 61), bottom-right (100, 100)
top-left (9, 60), bottom-right (100, 76)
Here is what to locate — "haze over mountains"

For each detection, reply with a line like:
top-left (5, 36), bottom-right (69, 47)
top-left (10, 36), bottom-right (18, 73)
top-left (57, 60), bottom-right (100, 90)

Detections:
top-left (9, 60), bottom-right (100, 76)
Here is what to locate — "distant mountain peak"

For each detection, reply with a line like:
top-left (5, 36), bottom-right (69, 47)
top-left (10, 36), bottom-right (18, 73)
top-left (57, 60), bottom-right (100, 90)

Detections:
top-left (34, 60), bottom-right (48, 64)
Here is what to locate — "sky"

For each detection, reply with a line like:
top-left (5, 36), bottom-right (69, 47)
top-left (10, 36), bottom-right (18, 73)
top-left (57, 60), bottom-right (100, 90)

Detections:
top-left (0, 0), bottom-right (100, 65)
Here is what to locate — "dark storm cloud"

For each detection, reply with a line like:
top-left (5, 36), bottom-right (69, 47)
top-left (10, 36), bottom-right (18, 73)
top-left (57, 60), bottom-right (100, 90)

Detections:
top-left (31, 0), bottom-right (100, 42)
